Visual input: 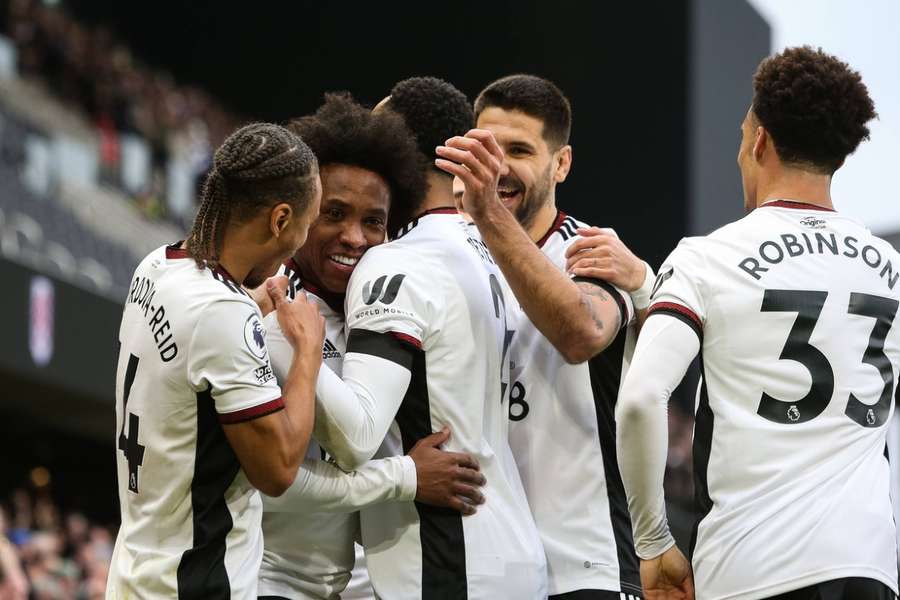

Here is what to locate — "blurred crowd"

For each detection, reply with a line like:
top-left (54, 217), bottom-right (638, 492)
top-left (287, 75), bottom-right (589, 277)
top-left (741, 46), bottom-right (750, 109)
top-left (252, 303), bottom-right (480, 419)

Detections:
top-left (2, 0), bottom-right (240, 222)
top-left (0, 487), bottom-right (113, 600)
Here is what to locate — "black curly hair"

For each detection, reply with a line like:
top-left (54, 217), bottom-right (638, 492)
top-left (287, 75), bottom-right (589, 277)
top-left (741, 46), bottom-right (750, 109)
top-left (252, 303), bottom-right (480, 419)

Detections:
top-left (289, 93), bottom-right (428, 235)
top-left (474, 74), bottom-right (572, 150)
top-left (386, 76), bottom-right (474, 173)
top-left (187, 122), bottom-right (318, 269)
top-left (752, 46), bottom-right (876, 174)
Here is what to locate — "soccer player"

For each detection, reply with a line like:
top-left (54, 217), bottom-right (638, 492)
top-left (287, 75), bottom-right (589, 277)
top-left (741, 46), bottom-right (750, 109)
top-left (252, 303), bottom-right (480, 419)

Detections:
top-left (310, 76), bottom-right (548, 598)
top-left (108, 123), bottom-right (325, 599)
top-left (257, 93), bottom-right (486, 600)
top-left (435, 74), bottom-right (651, 600)
top-left (616, 46), bottom-right (897, 600)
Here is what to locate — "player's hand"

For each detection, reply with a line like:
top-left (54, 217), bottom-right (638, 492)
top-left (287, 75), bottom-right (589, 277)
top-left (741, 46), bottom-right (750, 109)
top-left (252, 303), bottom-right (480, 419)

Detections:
top-left (248, 275), bottom-right (286, 317)
top-left (565, 226), bottom-right (646, 292)
top-left (267, 278), bottom-right (325, 359)
top-left (409, 427), bottom-right (486, 515)
top-left (640, 545), bottom-right (694, 600)
top-left (434, 129), bottom-right (507, 221)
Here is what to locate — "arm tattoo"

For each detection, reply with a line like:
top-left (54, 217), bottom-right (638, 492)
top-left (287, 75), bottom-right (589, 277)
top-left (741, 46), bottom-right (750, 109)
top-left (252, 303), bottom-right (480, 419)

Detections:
top-left (577, 282), bottom-right (611, 332)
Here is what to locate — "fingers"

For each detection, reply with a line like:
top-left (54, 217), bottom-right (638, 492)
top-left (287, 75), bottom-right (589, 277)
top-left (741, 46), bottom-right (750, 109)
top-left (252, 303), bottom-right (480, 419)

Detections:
top-left (576, 226), bottom-right (616, 237)
top-left (445, 135), bottom-right (502, 175)
top-left (449, 496), bottom-right (477, 516)
top-left (452, 483), bottom-right (485, 505)
top-left (564, 233), bottom-right (617, 259)
top-left (435, 158), bottom-right (478, 189)
top-left (453, 465), bottom-right (486, 486)
top-left (415, 427), bottom-right (451, 449)
top-left (464, 129), bottom-right (505, 163)
top-left (266, 276), bottom-right (289, 308)
top-left (435, 145), bottom-right (493, 182)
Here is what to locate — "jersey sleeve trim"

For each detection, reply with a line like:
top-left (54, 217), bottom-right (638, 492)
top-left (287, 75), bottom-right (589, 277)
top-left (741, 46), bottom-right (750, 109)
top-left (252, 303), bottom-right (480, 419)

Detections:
top-left (346, 328), bottom-right (421, 370)
top-left (648, 301), bottom-right (702, 340)
top-left (573, 276), bottom-right (629, 330)
top-left (218, 397), bottom-right (285, 424)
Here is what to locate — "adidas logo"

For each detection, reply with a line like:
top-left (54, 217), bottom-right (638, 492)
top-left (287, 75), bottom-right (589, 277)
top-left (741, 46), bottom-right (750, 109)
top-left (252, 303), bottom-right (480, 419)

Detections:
top-left (322, 338), bottom-right (342, 360)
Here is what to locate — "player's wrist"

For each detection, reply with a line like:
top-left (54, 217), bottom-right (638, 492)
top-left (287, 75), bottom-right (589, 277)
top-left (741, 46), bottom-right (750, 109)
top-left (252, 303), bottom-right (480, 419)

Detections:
top-left (630, 261), bottom-right (656, 309)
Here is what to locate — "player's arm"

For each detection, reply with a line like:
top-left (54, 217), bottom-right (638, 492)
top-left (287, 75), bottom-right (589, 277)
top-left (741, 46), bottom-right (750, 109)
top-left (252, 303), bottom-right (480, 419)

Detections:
top-left (564, 226), bottom-right (656, 328)
top-left (264, 428), bottom-right (485, 515)
top-left (195, 278), bottom-right (324, 497)
top-left (437, 130), bottom-right (625, 363)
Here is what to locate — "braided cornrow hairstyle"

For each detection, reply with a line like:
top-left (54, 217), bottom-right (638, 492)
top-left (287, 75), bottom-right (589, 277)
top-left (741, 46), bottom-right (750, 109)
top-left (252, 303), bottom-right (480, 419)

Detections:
top-left (186, 122), bottom-right (318, 269)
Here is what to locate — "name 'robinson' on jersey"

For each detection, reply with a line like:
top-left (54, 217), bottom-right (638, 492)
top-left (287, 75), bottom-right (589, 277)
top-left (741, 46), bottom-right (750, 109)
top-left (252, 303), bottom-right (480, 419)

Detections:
top-left (649, 200), bottom-right (899, 599)
top-left (504, 211), bottom-right (642, 597)
top-left (109, 244), bottom-right (285, 599)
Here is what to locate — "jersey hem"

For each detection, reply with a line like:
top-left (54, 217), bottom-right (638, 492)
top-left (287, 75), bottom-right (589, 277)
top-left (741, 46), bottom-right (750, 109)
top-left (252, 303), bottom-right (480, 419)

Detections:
top-left (547, 573), bottom-right (634, 597)
top-left (219, 396), bottom-right (285, 424)
top-left (702, 565), bottom-right (898, 599)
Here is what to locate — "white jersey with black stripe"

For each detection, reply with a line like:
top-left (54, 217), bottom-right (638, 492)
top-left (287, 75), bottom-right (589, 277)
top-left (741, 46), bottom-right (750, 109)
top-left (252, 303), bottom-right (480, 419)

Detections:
top-left (347, 208), bottom-right (548, 599)
top-left (503, 212), bottom-right (642, 596)
top-left (649, 200), bottom-right (900, 599)
top-left (108, 244), bottom-right (284, 599)
top-left (258, 260), bottom-right (378, 600)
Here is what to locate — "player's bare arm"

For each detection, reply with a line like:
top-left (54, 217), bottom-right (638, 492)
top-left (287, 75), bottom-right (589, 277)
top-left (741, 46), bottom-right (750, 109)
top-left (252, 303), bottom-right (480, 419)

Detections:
top-left (566, 226), bottom-right (655, 325)
top-left (436, 129), bottom-right (621, 363)
top-left (223, 278), bottom-right (325, 497)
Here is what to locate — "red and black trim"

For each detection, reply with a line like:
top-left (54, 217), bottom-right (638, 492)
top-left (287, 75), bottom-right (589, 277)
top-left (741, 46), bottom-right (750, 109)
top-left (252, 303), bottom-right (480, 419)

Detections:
top-left (761, 200), bottom-right (835, 212)
top-left (648, 301), bottom-right (702, 340)
top-left (284, 258), bottom-right (346, 314)
top-left (166, 242), bottom-right (246, 296)
top-left (218, 397), bottom-right (285, 425)
top-left (536, 210), bottom-right (568, 248)
top-left (346, 328), bottom-right (420, 369)
top-left (393, 206), bottom-right (459, 240)
top-left (573, 276), bottom-right (630, 330)
top-left (166, 242), bottom-right (190, 260)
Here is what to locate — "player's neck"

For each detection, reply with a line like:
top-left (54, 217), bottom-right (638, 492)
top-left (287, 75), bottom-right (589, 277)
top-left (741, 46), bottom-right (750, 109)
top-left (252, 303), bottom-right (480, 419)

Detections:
top-left (756, 166), bottom-right (834, 211)
top-left (525, 195), bottom-right (560, 243)
top-left (218, 227), bottom-right (266, 285)
top-left (418, 172), bottom-right (457, 214)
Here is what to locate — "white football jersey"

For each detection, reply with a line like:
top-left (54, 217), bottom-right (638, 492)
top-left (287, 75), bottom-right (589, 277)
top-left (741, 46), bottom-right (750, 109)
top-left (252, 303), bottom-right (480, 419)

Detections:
top-left (348, 208), bottom-right (547, 599)
top-left (259, 259), bottom-right (377, 600)
top-left (650, 200), bottom-right (900, 599)
top-left (108, 244), bottom-right (284, 600)
top-left (505, 212), bottom-right (642, 596)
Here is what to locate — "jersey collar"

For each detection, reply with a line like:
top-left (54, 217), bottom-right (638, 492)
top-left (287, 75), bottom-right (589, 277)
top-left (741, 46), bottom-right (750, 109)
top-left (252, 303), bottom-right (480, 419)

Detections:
top-left (166, 241), bottom-right (240, 285)
top-left (536, 210), bottom-right (568, 248)
top-left (760, 199), bottom-right (836, 212)
top-left (285, 258), bottom-right (346, 315)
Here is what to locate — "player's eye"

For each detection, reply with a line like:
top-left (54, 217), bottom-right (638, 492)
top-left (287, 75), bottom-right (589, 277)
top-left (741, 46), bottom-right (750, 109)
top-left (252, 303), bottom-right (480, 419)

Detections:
top-left (324, 207), bottom-right (343, 220)
top-left (365, 217), bottom-right (385, 229)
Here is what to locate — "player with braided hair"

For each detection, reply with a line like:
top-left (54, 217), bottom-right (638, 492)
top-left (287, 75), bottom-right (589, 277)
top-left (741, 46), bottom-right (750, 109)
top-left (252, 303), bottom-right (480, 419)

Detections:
top-left (109, 122), bottom-right (326, 598)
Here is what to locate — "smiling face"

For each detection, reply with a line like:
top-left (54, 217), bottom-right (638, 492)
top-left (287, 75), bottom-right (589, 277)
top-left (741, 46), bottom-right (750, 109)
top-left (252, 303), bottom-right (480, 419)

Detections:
top-left (475, 106), bottom-right (568, 231)
top-left (294, 164), bottom-right (390, 294)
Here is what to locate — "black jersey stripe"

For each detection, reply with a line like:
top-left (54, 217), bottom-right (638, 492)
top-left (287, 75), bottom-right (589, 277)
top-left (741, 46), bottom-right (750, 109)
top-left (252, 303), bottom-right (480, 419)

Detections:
top-left (177, 388), bottom-right (240, 599)
top-left (392, 343), bottom-right (468, 598)
top-left (689, 356), bottom-right (714, 559)
top-left (587, 329), bottom-right (641, 593)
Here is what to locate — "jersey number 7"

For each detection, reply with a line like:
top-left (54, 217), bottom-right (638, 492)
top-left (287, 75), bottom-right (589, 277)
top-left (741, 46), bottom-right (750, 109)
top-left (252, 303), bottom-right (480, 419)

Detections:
top-left (758, 289), bottom-right (897, 427)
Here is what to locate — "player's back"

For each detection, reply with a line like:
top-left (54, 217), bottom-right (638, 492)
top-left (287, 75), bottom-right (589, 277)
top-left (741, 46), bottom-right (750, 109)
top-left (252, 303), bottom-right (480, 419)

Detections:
top-left (347, 210), bottom-right (547, 599)
top-left (109, 244), bottom-right (281, 599)
top-left (657, 201), bottom-right (899, 598)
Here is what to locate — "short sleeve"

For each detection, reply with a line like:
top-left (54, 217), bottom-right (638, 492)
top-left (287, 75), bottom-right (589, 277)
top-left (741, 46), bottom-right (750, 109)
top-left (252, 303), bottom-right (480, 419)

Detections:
top-left (189, 299), bottom-right (283, 423)
top-left (647, 237), bottom-right (708, 339)
top-left (344, 247), bottom-right (438, 349)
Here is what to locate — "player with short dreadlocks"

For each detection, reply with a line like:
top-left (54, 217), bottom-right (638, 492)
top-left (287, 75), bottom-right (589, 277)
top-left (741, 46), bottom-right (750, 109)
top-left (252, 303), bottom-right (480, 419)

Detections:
top-left (256, 93), bottom-right (486, 600)
top-left (109, 123), bottom-right (326, 599)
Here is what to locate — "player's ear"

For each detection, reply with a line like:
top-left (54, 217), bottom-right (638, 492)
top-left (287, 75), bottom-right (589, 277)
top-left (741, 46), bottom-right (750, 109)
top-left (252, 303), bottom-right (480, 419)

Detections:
top-left (554, 145), bottom-right (572, 183)
top-left (753, 126), bottom-right (767, 162)
top-left (269, 202), bottom-right (294, 238)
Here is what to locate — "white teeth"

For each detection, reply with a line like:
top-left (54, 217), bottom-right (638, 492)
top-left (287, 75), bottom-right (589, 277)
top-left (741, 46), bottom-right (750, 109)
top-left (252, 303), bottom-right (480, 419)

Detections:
top-left (330, 255), bottom-right (358, 266)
